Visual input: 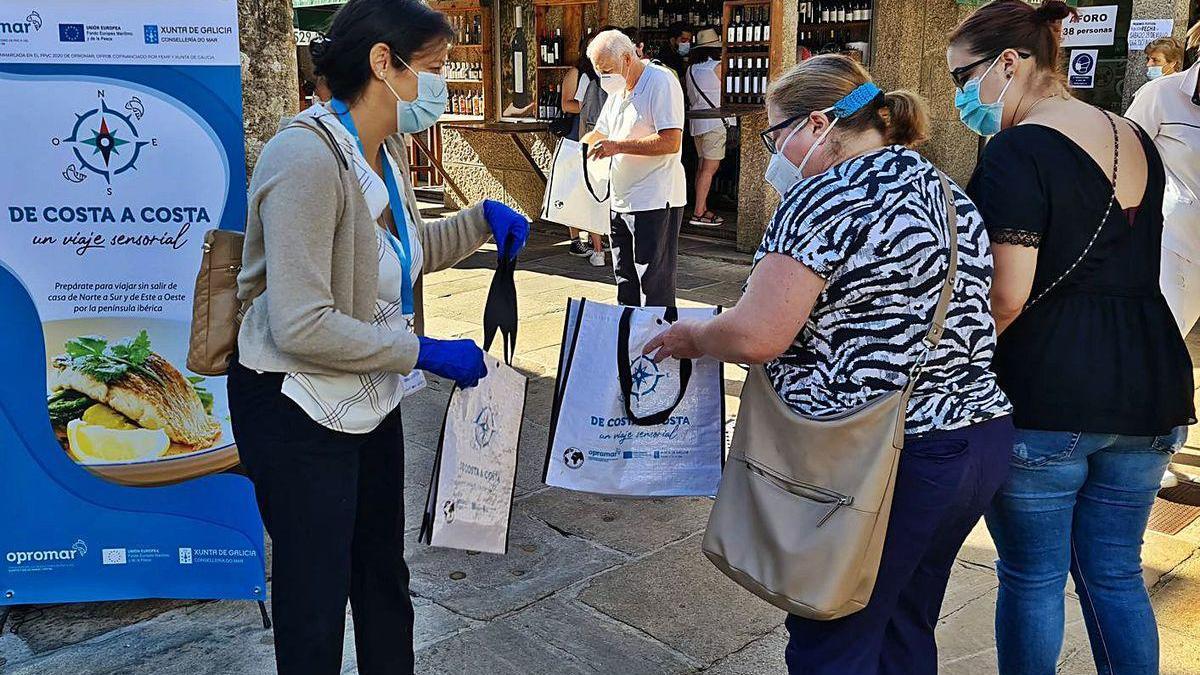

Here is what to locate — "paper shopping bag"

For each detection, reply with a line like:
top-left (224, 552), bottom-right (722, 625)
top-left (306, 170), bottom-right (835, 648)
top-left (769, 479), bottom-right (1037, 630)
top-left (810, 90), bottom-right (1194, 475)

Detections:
top-left (419, 353), bottom-right (526, 554)
top-left (545, 300), bottom-right (725, 497)
top-left (419, 239), bottom-right (525, 554)
top-left (540, 138), bottom-right (611, 237)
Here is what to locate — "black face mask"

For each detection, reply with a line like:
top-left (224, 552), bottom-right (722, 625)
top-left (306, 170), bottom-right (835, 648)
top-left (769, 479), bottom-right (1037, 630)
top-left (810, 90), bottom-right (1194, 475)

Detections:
top-left (483, 239), bottom-right (518, 364)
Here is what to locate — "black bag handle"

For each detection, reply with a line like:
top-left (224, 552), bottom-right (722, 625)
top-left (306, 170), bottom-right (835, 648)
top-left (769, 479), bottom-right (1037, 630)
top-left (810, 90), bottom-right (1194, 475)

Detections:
top-left (688, 67), bottom-right (733, 135)
top-left (616, 306), bottom-right (693, 427)
top-left (483, 236), bottom-right (518, 365)
top-left (580, 143), bottom-right (612, 203)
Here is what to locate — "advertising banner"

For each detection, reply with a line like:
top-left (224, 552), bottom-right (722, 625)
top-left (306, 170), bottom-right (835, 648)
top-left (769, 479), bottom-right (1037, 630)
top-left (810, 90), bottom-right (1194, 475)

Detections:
top-left (0, 0), bottom-right (265, 604)
top-left (1127, 19), bottom-right (1175, 52)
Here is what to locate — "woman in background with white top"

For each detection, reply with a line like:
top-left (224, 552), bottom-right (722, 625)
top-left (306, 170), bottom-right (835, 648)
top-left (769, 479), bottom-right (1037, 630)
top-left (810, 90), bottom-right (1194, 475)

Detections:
top-left (685, 29), bottom-right (736, 227)
top-left (1127, 21), bottom-right (1200, 335)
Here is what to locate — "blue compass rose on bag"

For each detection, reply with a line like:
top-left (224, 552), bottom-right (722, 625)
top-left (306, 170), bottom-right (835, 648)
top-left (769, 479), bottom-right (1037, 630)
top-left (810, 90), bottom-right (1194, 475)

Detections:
top-left (628, 355), bottom-right (666, 400)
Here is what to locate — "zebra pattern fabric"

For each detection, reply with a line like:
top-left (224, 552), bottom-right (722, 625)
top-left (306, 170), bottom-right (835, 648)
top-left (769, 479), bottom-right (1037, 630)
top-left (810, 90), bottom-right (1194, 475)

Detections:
top-left (755, 145), bottom-right (1011, 435)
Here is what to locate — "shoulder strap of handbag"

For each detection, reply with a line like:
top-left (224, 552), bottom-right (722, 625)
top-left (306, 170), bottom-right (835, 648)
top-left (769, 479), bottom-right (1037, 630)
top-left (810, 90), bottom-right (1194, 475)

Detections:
top-left (616, 306), bottom-right (694, 426)
top-left (688, 66), bottom-right (732, 134)
top-left (1022, 111), bottom-right (1120, 310)
top-left (903, 170), bottom-right (959, 394)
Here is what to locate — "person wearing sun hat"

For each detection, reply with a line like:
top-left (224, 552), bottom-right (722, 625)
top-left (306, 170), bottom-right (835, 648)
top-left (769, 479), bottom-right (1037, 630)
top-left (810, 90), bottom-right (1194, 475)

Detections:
top-left (685, 28), bottom-right (737, 227)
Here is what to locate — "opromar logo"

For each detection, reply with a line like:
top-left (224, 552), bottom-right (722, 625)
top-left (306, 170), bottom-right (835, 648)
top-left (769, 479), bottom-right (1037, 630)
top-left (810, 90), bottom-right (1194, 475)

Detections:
top-left (6, 539), bottom-right (88, 566)
top-left (0, 10), bottom-right (41, 34)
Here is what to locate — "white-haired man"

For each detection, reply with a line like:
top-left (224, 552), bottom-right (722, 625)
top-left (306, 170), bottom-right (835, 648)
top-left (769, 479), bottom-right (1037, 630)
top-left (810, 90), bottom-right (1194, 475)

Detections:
top-left (583, 29), bottom-right (687, 307)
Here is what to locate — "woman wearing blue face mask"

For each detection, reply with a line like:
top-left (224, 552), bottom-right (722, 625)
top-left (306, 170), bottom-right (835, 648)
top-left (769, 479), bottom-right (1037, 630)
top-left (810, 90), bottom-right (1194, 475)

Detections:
top-left (227, 0), bottom-right (528, 673)
top-left (949, 2), bottom-right (1194, 673)
top-left (646, 55), bottom-right (1015, 674)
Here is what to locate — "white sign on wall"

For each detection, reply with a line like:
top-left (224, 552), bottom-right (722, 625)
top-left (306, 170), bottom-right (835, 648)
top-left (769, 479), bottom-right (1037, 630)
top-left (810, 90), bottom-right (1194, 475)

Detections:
top-left (1127, 19), bottom-right (1175, 51)
top-left (1060, 5), bottom-right (1118, 47)
top-left (1068, 49), bottom-right (1099, 89)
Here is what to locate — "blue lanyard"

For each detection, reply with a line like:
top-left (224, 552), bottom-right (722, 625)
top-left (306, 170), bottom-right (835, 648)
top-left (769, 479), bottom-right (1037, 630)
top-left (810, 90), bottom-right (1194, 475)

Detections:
top-left (329, 99), bottom-right (415, 315)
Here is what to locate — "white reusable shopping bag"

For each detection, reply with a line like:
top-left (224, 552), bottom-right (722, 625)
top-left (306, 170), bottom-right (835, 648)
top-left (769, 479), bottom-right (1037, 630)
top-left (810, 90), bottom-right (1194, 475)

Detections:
top-left (420, 353), bottom-right (526, 554)
top-left (419, 247), bottom-right (525, 554)
top-left (545, 299), bottom-right (725, 497)
top-left (540, 138), bottom-right (612, 237)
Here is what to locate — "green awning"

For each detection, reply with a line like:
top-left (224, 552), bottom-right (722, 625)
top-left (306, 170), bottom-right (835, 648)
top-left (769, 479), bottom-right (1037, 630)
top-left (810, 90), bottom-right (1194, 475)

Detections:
top-left (293, 0), bottom-right (344, 8)
top-left (293, 1), bottom-right (340, 33)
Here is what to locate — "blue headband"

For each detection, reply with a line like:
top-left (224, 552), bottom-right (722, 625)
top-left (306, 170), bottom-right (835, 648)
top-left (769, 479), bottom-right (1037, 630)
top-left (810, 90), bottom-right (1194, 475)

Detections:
top-left (831, 81), bottom-right (883, 118)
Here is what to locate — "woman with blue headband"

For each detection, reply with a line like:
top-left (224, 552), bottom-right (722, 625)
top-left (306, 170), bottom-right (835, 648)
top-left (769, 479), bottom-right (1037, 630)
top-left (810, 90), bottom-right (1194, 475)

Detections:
top-left (645, 54), bottom-right (1014, 674)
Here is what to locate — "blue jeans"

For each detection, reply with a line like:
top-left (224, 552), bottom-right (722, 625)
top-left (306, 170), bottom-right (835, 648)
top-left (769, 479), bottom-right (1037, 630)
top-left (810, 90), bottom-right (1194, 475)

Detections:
top-left (987, 428), bottom-right (1186, 675)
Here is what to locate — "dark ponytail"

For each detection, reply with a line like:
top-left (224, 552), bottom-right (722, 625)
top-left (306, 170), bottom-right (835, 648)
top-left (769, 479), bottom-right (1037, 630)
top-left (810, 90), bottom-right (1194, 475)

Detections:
top-left (949, 0), bottom-right (1077, 74)
top-left (310, 0), bottom-right (454, 103)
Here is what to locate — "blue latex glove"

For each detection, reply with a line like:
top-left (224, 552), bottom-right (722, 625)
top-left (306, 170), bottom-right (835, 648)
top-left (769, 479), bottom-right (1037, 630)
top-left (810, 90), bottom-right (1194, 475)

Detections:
top-left (483, 199), bottom-right (529, 261)
top-left (415, 336), bottom-right (487, 389)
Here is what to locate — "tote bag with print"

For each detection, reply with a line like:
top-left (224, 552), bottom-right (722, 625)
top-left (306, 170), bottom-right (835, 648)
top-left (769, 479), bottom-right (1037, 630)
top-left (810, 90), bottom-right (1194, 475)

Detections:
top-left (544, 299), bottom-right (724, 496)
top-left (540, 138), bottom-right (611, 237)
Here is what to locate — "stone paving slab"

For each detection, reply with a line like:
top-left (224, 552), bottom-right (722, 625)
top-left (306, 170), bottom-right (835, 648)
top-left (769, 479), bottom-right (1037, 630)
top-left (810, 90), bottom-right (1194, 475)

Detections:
top-left (406, 507), bottom-right (624, 621)
top-left (936, 588), bottom-right (1089, 674)
top-left (414, 599), bottom-right (695, 674)
top-left (1151, 553), bottom-right (1200, 639)
top-left (522, 489), bottom-right (712, 555)
top-left (578, 533), bottom-right (784, 665)
top-left (0, 598), bottom-right (199, 660)
top-left (701, 627), bottom-right (789, 675)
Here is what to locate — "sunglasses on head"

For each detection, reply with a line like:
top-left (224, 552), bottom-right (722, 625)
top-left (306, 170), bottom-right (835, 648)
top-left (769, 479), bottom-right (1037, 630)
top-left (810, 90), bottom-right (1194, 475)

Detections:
top-left (949, 50), bottom-right (1031, 90)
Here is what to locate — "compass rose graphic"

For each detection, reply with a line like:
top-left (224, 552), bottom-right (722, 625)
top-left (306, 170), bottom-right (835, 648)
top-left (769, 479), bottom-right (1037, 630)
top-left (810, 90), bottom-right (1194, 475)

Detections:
top-left (56, 97), bottom-right (152, 185)
top-left (628, 355), bottom-right (666, 400)
top-left (474, 406), bottom-right (498, 449)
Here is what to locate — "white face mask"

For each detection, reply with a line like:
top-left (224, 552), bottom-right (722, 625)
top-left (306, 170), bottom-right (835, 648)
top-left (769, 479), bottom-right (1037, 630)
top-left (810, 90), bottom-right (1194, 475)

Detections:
top-left (599, 72), bottom-right (626, 95)
top-left (765, 110), bottom-right (838, 198)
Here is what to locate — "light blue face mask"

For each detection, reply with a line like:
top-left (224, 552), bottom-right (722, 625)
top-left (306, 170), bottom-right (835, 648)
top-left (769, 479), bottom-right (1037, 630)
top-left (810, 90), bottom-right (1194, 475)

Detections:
top-left (954, 55), bottom-right (1013, 137)
top-left (676, 42), bottom-right (691, 57)
top-left (1147, 65), bottom-right (1164, 79)
top-left (380, 54), bottom-right (448, 134)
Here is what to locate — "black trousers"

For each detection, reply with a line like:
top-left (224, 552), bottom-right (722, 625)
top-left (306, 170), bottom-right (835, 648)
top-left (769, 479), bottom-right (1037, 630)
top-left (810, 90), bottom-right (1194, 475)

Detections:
top-left (784, 415), bottom-right (1015, 675)
top-left (227, 359), bottom-right (414, 675)
top-left (610, 206), bottom-right (684, 307)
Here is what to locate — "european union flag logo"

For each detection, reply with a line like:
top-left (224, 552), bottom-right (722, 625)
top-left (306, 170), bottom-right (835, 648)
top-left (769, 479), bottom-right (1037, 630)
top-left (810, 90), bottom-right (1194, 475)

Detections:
top-left (143, 25), bottom-right (158, 44)
top-left (58, 23), bottom-right (85, 42)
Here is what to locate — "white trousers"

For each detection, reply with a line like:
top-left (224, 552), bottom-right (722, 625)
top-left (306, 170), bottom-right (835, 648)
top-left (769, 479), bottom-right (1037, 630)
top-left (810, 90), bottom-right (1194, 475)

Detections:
top-left (1161, 246), bottom-right (1200, 337)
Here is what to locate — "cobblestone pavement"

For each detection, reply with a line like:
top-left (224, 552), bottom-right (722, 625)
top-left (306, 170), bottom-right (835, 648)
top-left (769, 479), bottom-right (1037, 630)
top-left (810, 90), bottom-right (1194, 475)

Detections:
top-left (3, 228), bottom-right (1200, 675)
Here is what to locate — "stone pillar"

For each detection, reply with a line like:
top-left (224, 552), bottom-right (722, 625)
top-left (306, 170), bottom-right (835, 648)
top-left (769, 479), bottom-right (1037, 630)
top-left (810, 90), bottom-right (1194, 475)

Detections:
top-left (735, 0), bottom-right (798, 253)
top-left (1121, 0), bottom-right (1194, 109)
top-left (238, 0), bottom-right (299, 178)
top-left (872, 0), bottom-right (978, 183)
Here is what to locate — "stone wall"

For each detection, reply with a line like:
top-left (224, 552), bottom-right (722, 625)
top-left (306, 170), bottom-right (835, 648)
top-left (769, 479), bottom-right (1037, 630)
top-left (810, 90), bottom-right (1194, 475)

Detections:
top-left (872, 0), bottom-right (980, 185)
top-left (440, 126), bottom-right (558, 220)
top-left (238, 0), bottom-right (299, 179)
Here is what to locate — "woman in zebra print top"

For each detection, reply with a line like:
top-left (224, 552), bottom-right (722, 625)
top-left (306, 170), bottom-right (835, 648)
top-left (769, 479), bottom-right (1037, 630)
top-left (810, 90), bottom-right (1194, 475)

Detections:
top-left (645, 55), bottom-right (1013, 674)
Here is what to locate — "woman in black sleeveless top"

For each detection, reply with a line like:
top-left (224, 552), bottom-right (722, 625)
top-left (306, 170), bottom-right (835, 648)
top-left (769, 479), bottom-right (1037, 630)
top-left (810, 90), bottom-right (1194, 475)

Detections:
top-left (949, 2), bottom-right (1194, 674)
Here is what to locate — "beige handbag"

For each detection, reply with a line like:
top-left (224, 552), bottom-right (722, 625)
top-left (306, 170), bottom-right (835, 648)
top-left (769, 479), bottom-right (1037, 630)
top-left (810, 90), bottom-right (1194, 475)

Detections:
top-left (186, 228), bottom-right (246, 376)
top-left (702, 171), bottom-right (958, 621)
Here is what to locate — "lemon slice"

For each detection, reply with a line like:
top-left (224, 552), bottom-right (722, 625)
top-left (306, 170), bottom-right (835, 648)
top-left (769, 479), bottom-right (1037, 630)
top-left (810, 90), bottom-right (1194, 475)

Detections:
top-left (66, 420), bottom-right (170, 464)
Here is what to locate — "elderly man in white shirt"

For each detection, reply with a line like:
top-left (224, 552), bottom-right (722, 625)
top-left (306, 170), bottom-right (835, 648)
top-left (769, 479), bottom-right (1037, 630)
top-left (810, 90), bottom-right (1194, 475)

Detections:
top-left (1127, 21), bottom-right (1200, 336)
top-left (582, 29), bottom-right (688, 307)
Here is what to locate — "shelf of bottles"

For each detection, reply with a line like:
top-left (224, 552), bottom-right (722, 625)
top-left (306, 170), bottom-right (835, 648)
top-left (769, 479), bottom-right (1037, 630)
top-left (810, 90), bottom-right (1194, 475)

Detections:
top-left (436, 2), bottom-right (495, 121)
top-left (638, 0), bottom-right (725, 61)
top-left (796, 0), bottom-right (874, 65)
top-left (532, 0), bottom-right (600, 123)
top-left (721, 0), bottom-right (777, 107)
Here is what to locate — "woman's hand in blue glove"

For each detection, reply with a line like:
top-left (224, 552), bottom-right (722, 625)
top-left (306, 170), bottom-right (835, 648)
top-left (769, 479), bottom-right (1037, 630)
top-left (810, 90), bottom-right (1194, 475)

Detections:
top-left (483, 199), bottom-right (529, 260)
top-left (415, 336), bottom-right (488, 389)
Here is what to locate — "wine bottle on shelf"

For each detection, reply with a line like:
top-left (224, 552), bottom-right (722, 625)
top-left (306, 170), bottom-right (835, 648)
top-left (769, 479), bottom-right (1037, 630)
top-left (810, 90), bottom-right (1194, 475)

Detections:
top-left (553, 29), bottom-right (563, 66)
top-left (512, 7), bottom-right (529, 107)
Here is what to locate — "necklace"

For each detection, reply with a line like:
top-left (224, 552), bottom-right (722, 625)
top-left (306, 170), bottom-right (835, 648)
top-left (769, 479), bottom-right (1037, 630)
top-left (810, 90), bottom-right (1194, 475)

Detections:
top-left (1016, 94), bottom-right (1056, 124)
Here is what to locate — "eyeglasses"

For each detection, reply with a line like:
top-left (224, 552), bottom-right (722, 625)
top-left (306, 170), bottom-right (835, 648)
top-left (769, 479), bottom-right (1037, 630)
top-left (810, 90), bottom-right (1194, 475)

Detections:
top-left (949, 51), bottom-right (1031, 90)
top-left (760, 112), bottom-right (808, 155)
